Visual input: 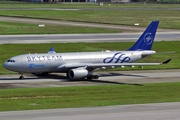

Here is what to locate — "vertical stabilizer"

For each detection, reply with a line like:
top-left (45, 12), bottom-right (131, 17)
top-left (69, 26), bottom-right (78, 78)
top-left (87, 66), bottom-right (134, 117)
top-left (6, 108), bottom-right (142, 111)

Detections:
top-left (128, 20), bottom-right (159, 51)
top-left (48, 47), bottom-right (56, 54)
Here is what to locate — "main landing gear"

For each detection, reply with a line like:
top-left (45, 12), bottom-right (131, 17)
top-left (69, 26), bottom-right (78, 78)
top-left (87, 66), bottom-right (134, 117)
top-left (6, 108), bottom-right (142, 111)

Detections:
top-left (87, 75), bottom-right (99, 80)
top-left (19, 73), bottom-right (24, 79)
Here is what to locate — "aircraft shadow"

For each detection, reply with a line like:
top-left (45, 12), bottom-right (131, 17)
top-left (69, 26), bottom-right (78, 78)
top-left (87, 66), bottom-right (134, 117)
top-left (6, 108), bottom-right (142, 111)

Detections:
top-left (0, 78), bottom-right (37, 80)
top-left (36, 74), bottom-right (67, 79)
top-left (99, 72), bottom-right (146, 78)
top-left (30, 73), bottom-right (143, 86)
top-left (63, 73), bottom-right (143, 86)
top-left (0, 74), bottom-right (66, 81)
top-left (0, 73), bottom-right (144, 86)
top-left (87, 79), bottom-right (142, 86)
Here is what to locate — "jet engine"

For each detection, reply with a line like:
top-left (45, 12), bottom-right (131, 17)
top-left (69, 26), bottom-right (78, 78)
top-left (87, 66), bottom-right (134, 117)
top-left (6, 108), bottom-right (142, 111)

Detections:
top-left (68, 68), bottom-right (97, 80)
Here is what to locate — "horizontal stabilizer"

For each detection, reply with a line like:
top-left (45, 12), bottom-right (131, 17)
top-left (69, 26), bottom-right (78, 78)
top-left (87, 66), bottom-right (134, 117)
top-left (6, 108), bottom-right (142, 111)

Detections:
top-left (156, 51), bottom-right (176, 54)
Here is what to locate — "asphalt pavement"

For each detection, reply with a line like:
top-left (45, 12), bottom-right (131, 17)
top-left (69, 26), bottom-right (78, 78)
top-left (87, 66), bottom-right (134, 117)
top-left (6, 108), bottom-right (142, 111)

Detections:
top-left (1, 102), bottom-right (180, 120)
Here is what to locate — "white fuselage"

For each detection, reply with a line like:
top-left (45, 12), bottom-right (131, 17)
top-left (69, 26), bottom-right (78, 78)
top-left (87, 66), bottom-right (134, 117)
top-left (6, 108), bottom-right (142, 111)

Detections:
top-left (3, 50), bottom-right (155, 73)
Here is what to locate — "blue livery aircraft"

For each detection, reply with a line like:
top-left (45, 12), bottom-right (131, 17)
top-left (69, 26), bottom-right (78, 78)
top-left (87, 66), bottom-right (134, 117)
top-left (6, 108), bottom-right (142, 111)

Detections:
top-left (3, 20), bottom-right (171, 80)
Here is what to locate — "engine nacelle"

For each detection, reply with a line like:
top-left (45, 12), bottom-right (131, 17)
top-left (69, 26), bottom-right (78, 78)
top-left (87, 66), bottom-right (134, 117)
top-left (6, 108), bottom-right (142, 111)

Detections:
top-left (68, 68), bottom-right (93, 80)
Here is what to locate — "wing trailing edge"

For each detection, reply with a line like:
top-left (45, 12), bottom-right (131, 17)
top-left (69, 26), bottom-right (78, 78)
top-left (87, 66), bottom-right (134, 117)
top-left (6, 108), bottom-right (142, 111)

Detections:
top-left (57, 59), bottom-right (171, 70)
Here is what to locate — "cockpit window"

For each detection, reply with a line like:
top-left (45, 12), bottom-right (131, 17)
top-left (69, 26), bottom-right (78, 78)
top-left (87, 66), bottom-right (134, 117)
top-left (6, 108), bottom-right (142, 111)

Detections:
top-left (7, 60), bottom-right (15, 62)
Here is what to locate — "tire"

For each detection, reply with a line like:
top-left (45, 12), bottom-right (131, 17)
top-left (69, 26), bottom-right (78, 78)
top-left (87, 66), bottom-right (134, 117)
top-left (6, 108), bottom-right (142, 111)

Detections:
top-left (19, 76), bottom-right (24, 80)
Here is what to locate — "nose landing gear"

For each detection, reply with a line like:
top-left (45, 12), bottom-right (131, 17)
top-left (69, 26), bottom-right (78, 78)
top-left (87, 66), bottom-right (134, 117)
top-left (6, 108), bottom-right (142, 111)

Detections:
top-left (19, 73), bottom-right (24, 79)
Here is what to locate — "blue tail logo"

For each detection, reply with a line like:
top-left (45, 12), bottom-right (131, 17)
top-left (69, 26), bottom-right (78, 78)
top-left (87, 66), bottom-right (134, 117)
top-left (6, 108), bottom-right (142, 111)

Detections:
top-left (128, 20), bottom-right (159, 51)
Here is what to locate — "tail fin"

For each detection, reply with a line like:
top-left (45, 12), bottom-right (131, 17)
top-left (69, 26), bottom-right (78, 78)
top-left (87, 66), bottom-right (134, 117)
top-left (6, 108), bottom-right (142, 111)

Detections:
top-left (128, 20), bottom-right (159, 51)
top-left (48, 47), bottom-right (56, 54)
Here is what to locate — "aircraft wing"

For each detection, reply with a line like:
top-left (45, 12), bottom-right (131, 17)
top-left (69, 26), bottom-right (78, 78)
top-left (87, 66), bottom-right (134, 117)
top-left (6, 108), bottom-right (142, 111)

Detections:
top-left (58, 59), bottom-right (171, 70)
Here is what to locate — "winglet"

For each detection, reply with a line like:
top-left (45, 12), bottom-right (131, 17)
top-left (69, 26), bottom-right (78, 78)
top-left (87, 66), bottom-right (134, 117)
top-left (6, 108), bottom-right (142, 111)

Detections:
top-left (48, 47), bottom-right (56, 54)
top-left (162, 59), bottom-right (171, 64)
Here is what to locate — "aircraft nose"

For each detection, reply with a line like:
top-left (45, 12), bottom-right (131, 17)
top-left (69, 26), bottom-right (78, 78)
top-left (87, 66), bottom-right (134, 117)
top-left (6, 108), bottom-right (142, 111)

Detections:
top-left (3, 62), bottom-right (9, 69)
top-left (3, 62), bottom-right (16, 71)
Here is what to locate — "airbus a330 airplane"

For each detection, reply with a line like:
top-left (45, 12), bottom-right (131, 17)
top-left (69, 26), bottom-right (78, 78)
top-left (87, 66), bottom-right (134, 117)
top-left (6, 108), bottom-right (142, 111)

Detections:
top-left (3, 20), bottom-right (171, 80)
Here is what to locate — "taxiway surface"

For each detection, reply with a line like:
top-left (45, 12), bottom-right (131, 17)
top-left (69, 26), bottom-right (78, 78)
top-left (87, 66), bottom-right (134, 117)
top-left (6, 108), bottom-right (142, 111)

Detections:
top-left (1, 102), bottom-right (180, 120)
top-left (0, 69), bottom-right (180, 89)
top-left (0, 32), bottom-right (180, 44)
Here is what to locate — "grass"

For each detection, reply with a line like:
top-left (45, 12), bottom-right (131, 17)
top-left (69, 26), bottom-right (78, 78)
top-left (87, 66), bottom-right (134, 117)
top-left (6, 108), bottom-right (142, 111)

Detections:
top-left (1, 10), bottom-right (180, 29)
top-left (0, 41), bottom-right (180, 74)
top-left (0, 82), bottom-right (180, 111)
top-left (0, 2), bottom-right (180, 8)
top-left (0, 3), bottom-right (180, 29)
top-left (0, 21), bottom-right (120, 35)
